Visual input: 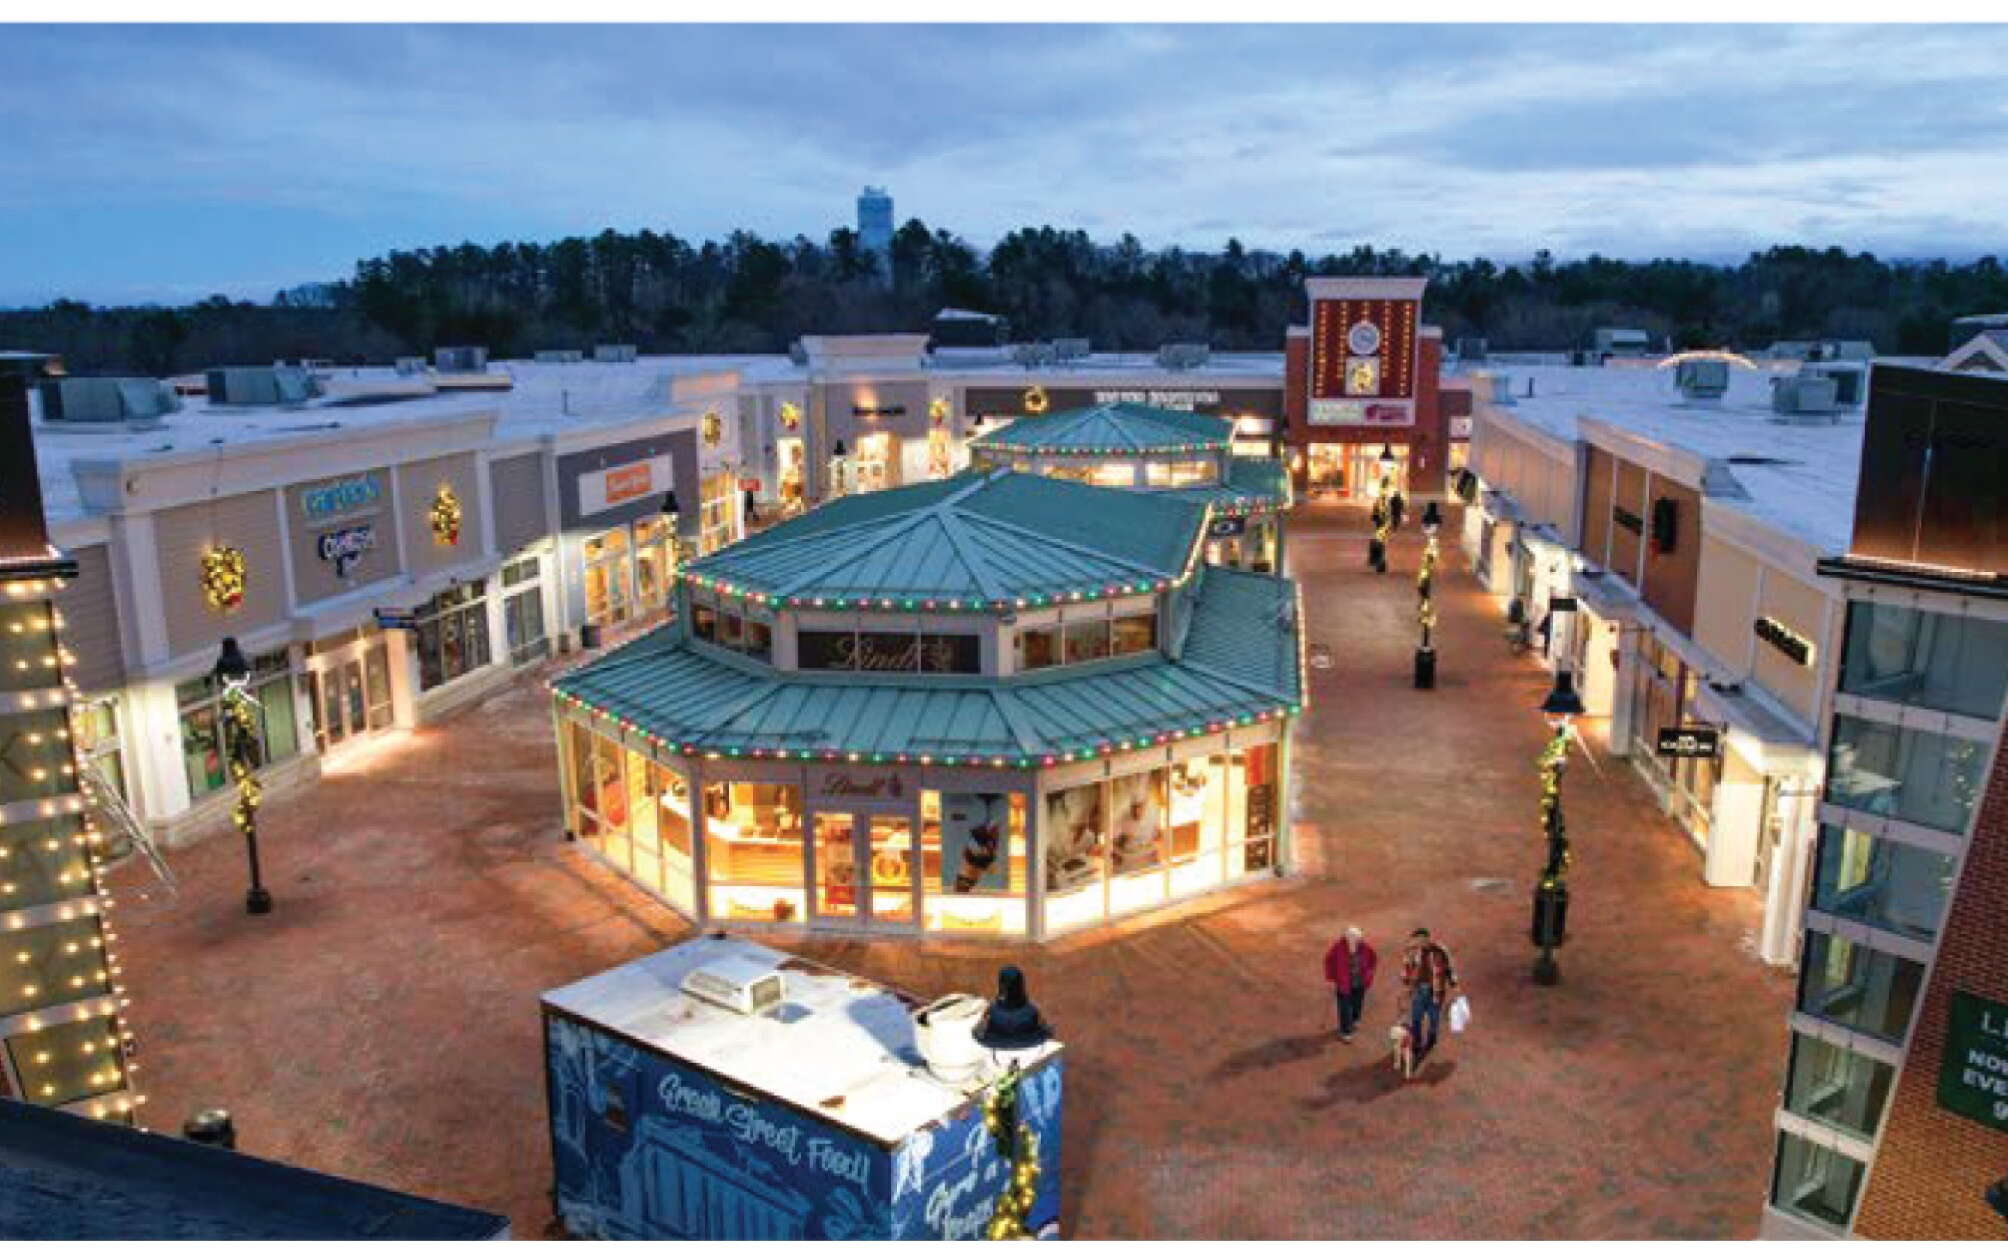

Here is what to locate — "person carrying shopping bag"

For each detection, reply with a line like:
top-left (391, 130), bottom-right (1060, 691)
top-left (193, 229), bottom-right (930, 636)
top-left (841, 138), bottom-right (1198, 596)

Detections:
top-left (1400, 928), bottom-right (1461, 1072)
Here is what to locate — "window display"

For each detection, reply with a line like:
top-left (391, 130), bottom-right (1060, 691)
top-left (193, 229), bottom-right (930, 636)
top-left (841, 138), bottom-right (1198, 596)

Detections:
top-left (633, 516), bottom-right (675, 610)
top-left (177, 648), bottom-right (297, 799)
top-left (415, 581), bottom-right (491, 690)
top-left (583, 527), bottom-right (634, 626)
top-left (703, 781), bottom-right (806, 922)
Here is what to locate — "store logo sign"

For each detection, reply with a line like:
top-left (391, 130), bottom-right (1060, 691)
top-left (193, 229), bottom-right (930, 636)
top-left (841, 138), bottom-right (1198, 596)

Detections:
top-left (579, 454), bottom-right (671, 517)
top-left (1754, 616), bottom-right (1815, 666)
top-left (1939, 991), bottom-right (2008, 1132)
top-left (1092, 389), bottom-right (1221, 409)
top-left (603, 462), bottom-right (656, 506)
top-left (818, 771), bottom-right (906, 801)
top-left (851, 404), bottom-right (907, 419)
top-left (1613, 505), bottom-right (1644, 535)
top-left (1654, 726), bottom-right (1719, 759)
top-left (301, 472), bottom-right (383, 522)
top-left (316, 523), bottom-right (376, 578)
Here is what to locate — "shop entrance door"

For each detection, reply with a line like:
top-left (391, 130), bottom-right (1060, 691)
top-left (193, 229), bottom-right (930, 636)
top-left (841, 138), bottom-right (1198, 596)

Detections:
top-left (308, 639), bottom-right (394, 754)
top-left (810, 810), bottom-right (920, 931)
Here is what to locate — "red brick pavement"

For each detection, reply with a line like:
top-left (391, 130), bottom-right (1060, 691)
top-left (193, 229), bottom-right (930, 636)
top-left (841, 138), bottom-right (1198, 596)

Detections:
top-left (109, 502), bottom-right (1791, 1238)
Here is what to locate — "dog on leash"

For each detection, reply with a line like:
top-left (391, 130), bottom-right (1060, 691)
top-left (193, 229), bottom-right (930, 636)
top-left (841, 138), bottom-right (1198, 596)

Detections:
top-left (1388, 1023), bottom-right (1415, 1079)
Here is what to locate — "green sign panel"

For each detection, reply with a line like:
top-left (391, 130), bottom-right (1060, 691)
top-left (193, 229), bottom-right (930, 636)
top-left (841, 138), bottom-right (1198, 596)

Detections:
top-left (1937, 990), bottom-right (2008, 1133)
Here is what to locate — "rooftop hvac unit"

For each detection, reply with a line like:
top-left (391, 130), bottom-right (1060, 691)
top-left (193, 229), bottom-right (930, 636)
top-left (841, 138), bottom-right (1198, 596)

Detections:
top-left (434, 346), bottom-right (488, 374)
top-left (1156, 342), bottom-right (1211, 370)
top-left (535, 349), bottom-right (584, 364)
top-left (593, 344), bottom-right (638, 363)
top-left (394, 356), bottom-right (428, 376)
top-left (788, 340), bottom-right (809, 366)
top-left (1803, 362), bottom-right (1865, 407)
top-left (1011, 342), bottom-right (1056, 368)
top-left (1051, 338), bottom-right (1090, 362)
top-left (1674, 358), bottom-right (1730, 403)
top-left (205, 366), bottom-right (322, 407)
top-left (1456, 337), bottom-right (1488, 362)
top-left (679, 955), bottom-right (787, 1017)
top-left (38, 377), bottom-right (182, 425)
top-left (1770, 373), bottom-right (1842, 422)
top-left (1491, 374), bottom-right (1516, 405)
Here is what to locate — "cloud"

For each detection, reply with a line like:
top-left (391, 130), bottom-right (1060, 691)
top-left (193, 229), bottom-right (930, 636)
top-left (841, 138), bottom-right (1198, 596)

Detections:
top-left (1, 23), bottom-right (2004, 305)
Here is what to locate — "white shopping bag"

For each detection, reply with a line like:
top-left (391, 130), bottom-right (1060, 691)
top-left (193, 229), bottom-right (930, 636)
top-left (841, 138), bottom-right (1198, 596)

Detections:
top-left (1447, 994), bottom-right (1471, 1034)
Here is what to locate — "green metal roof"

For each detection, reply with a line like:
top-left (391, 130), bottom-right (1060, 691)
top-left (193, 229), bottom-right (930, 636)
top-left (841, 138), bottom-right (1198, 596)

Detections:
top-left (1163, 457), bottom-right (1291, 516)
top-left (553, 566), bottom-right (1303, 769)
top-left (682, 469), bottom-right (1208, 610)
top-left (968, 402), bottom-right (1232, 456)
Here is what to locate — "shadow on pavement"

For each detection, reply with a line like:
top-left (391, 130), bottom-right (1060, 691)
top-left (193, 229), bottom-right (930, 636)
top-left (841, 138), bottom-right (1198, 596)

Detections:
top-left (1210, 1030), bottom-right (1337, 1081)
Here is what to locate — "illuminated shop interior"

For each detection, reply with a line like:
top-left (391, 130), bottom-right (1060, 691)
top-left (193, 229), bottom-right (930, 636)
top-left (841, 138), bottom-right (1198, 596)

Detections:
top-left (552, 467), bottom-right (1303, 939)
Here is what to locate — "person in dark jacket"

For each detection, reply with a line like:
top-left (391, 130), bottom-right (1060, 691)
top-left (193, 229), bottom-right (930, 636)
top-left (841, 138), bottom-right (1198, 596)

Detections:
top-left (1323, 926), bottom-right (1378, 1043)
top-left (1400, 927), bottom-right (1459, 1067)
top-left (1390, 490), bottom-right (1407, 530)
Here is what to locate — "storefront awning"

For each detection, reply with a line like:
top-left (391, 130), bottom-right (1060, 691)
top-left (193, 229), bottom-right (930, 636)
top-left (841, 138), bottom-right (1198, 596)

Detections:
top-left (1691, 680), bottom-right (1821, 773)
top-left (1568, 569), bottom-right (1640, 623)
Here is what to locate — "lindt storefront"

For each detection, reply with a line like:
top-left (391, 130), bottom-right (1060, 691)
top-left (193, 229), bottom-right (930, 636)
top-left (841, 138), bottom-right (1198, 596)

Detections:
top-left (551, 469), bottom-right (1302, 940)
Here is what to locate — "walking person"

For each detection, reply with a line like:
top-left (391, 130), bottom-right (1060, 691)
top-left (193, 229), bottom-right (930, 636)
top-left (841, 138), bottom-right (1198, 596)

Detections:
top-left (1390, 489), bottom-right (1407, 531)
top-left (1322, 926), bottom-right (1377, 1043)
top-left (1400, 927), bottom-right (1459, 1072)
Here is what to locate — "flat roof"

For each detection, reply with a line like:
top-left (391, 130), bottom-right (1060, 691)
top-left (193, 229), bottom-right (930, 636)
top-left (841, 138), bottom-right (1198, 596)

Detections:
top-left (1466, 359), bottom-right (1912, 555)
top-left (542, 936), bottom-right (1060, 1146)
top-left (0, 1097), bottom-right (508, 1239)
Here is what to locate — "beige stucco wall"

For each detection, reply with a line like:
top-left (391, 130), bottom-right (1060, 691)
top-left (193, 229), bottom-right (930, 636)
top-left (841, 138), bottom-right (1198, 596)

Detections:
top-left (1694, 533), bottom-right (1760, 672)
top-left (396, 451), bottom-right (485, 578)
top-left (153, 490), bottom-right (286, 659)
top-left (1751, 566), bottom-right (1828, 725)
top-left (1693, 530), bottom-right (1831, 727)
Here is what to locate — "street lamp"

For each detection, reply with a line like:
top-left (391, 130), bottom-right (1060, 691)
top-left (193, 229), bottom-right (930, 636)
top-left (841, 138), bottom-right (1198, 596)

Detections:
top-left (1415, 502), bottom-right (1442, 689)
top-left (214, 637), bottom-right (272, 915)
top-left (1531, 668), bottom-right (1584, 985)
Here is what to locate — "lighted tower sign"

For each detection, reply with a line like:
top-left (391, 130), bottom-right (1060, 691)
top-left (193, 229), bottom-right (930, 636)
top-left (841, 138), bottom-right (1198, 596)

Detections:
top-left (1306, 276), bottom-right (1427, 427)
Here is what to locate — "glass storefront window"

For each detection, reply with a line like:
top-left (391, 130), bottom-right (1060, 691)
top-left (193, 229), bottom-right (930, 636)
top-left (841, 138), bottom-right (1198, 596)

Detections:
top-left (703, 781), bottom-right (805, 923)
top-left (1107, 768), bottom-right (1168, 917)
top-left (691, 598), bottom-right (775, 664)
top-left (1043, 780), bottom-right (1108, 932)
top-left (1166, 755), bottom-right (1230, 900)
top-left (415, 581), bottom-right (491, 691)
top-left (71, 697), bottom-right (128, 811)
top-left (177, 649), bottom-right (297, 799)
top-left (1824, 713), bottom-right (1987, 834)
top-left (653, 762), bottom-right (696, 914)
top-left (1063, 620), bottom-right (1111, 664)
top-left (1797, 931), bottom-right (1926, 1043)
top-left (700, 471), bottom-right (739, 553)
top-left (1782, 1032), bottom-right (1896, 1139)
top-left (921, 791), bottom-right (1028, 936)
top-left (1017, 626), bottom-right (1059, 672)
top-left (1229, 744), bottom-right (1280, 875)
top-left (1110, 614), bottom-right (1158, 658)
top-left (633, 516), bottom-right (675, 611)
top-left (583, 527), bottom-right (634, 626)
top-left (1810, 823), bottom-right (1956, 942)
top-left (1771, 1132), bottom-right (1865, 1230)
top-left (1144, 460), bottom-right (1216, 488)
top-left (1841, 600), bottom-right (2008, 721)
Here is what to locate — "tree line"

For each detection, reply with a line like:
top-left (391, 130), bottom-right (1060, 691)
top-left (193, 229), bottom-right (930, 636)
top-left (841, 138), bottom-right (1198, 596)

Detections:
top-left (7, 222), bottom-right (2006, 375)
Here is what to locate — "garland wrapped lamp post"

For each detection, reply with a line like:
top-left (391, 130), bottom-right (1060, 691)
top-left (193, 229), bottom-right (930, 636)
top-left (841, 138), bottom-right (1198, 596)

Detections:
top-left (1531, 669), bottom-right (1584, 985)
top-left (1368, 444), bottom-right (1396, 574)
top-left (1414, 501), bottom-right (1441, 689)
top-left (216, 637), bottom-right (273, 915)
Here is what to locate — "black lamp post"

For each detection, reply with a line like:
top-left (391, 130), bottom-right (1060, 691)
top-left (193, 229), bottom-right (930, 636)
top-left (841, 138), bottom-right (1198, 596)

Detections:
top-left (1415, 502), bottom-right (1442, 689)
top-left (1531, 668), bottom-right (1584, 985)
top-left (215, 637), bottom-right (272, 915)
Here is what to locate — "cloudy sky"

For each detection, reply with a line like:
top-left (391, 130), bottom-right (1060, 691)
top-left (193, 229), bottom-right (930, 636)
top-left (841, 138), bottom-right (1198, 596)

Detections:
top-left (4, 23), bottom-right (2006, 306)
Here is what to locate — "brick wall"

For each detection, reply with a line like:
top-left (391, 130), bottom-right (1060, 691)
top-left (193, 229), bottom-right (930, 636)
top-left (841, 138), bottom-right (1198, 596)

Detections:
top-left (1411, 334), bottom-right (1445, 490)
top-left (1852, 726), bottom-right (2008, 1239)
top-left (1283, 330), bottom-right (1307, 450)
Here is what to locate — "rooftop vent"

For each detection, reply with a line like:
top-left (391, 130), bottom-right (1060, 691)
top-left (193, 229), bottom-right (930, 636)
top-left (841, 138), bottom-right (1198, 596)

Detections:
top-left (433, 346), bottom-right (488, 374)
top-left (1674, 358), bottom-right (1730, 404)
top-left (534, 349), bottom-right (584, 364)
top-left (593, 344), bottom-right (638, 363)
top-left (1156, 342), bottom-right (1211, 370)
top-left (1011, 342), bottom-right (1056, 369)
top-left (38, 377), bottom-right (181, 426)
top-left (206, 366), bottom-right (322, 407)
top-left (1456, 337), bottom-right (1488, 362)
top-left (1801, 361), bottom-right (1866, 407)
top-left (393, 356), bottom-right (428, 376)
top-left (1051, 338), bottom-right (1090, 362)
top-left (1490, 374), bottom-right (1516, 405)
top-left (788, 340), bottom-right (809, 367)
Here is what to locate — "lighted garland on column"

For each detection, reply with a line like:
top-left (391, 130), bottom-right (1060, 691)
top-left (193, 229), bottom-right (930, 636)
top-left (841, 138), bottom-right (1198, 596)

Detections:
top-left (1416, 532), bottom-right (1438, 639)
top-left (979, 1065), bottom-right (1041, 1241)
top-left (223, 682), bottom-right (263, 841)
top-left (1537, 725), bottom-right (1571, 888)
top-left (1368, 477), bottom-right (1393, 573)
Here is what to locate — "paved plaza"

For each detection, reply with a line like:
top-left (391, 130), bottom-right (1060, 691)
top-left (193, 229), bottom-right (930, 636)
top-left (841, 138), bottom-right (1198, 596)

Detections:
top-left (111, 503), bottom-right (1793, 1239)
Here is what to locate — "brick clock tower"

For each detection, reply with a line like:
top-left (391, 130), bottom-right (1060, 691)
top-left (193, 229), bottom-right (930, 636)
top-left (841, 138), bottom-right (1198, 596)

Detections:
top-left (1283, 276), bottom-right (1448, 502)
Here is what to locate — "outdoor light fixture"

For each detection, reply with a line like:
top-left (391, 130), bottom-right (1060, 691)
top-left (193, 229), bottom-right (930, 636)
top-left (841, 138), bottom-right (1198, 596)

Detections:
top-left (1531, 669), bottom-right (1584, 984)
top-left (214, 637), bottom-right (272, 915)
top-left (973, 966), bottom-right (1051, 1050)
top-left (1415, 501), bottom-right (1443, 689)
top-left (1378, 443), bottom-right (1395, 468)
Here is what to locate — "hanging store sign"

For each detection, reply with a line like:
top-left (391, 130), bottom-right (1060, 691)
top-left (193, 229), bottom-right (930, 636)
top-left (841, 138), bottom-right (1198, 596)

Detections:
top-left (1450, 416), bottom-right (1473, 440)
top-left (299, 471), bottom-right (384, 523)
top-left (1208, 515), bottom-right (1248, 538)
top-left (371, 607), bottom-right (418, 632)
top-left (1937, 990), bottom-right (2008, 1133)
top-left (1754, 616), bottom-right (1816, 667)
top-left (1655, 726), bottom-right (1720, 758)
top-left (578, 455), bottom-right (671, 517)
top-left (1613, 505), bottom-right (1645, 535)
top-left (940, 792), bottom-right (1010, 893)
top-left (315, 523), bottom-right (377, 578)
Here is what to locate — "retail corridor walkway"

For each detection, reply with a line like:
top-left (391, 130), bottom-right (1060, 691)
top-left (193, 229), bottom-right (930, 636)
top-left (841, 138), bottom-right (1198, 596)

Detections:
top-left (112, 502), bottom-right (1791, 1239)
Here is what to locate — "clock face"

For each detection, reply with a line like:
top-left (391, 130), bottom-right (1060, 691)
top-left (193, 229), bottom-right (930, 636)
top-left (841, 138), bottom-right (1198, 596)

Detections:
top-left (1347, 320), bottom-right (1383, 357)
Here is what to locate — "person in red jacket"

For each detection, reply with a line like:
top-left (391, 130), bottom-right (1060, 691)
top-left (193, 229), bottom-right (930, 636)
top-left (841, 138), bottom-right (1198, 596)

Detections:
top-left (1323, 926), bottom-right (1378, 1043)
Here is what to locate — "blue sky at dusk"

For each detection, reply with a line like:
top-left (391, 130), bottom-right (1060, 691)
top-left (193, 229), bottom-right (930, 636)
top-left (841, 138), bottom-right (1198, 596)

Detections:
top-left (4, 23), bottom-right (2006, 306)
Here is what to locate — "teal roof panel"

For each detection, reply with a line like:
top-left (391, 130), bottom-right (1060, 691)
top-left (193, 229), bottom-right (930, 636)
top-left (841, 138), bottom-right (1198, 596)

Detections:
top-left (1164, 457), bottom-right (1291, 515)
top-left (969, 403), bottom-right (1233, 455)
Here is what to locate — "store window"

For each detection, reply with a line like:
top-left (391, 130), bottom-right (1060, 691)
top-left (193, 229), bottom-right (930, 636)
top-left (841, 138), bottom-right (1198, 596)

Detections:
top-left (689, 598), bottom-right (773, 664)
top-left (1017, 626), bottom-right (1060, 672)
top-left (1782, 1032), bottom-right (1896, 1139)
top-left (177, 649), bottom-right (298, 800)
top-left (1229, 744), bottom-right (1280, 875)
top-left (1110, 613), bottom-right (1158, 657)
top-left (1144, 460), bottom-right (1216, 488)
top-left (1043, 780), bottom-right (1107, 932)
top-left (1840, 600), bottom-right (2008, 721)
top-left (797, 629), bottom-right (979, 674)
top-left (1064, 620), bottom-right (1112, 665)
top-left (415, 581), bottom-right (492, 691)
top-left (920, 791), bottom-right (1028, 936)
top-left (632, 517), bottom-right (676, 612)
top-left (1824, 714), bottom-right (1987, 834)
top-left (501, 556), bottom-right (549, 665)
top-left (653, 760), bottom-right (696, 915)
top-left (1797, 931), bottom-right (1925, 1043)
top-left (1810, 822), bottom-right (1955, 942)
top-left (700, 471), bottom-right (739, 554)
top-left (1770, 1132), bottom-right (1865, 1230)
top-left (70, 697), bottom-right (129, 809)
top-left (703, 781), bottom-right (805, 923)
top-left (583, 527), bottom-right (634, 626)
top-left (1107, 768), bottom-right (1168, 917)
top-left (853, 435), bottom-right (896, 495)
